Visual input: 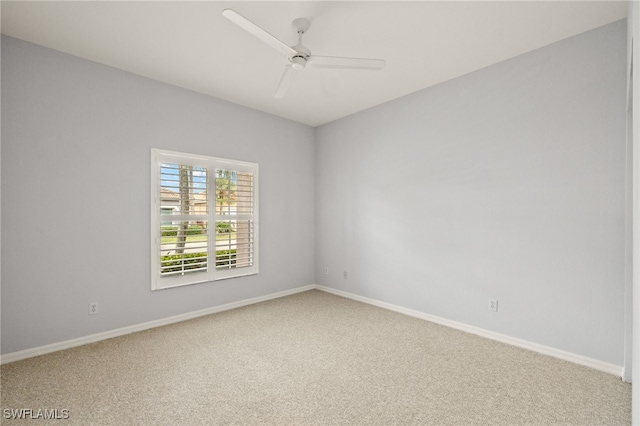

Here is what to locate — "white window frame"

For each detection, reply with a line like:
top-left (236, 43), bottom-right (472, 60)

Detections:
top-left (151, 148), bottom-right (259, 290)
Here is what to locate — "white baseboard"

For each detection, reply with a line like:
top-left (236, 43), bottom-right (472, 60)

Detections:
top-left (2, 284), bottom-right (624, 378)
top-left (316, 285), bottom-right (623, 378)
top-left (0, 285), bottom-right (316, 365)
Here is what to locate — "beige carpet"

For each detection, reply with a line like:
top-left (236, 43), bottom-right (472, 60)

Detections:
top-left (0, 289), bottom-right (632, 425)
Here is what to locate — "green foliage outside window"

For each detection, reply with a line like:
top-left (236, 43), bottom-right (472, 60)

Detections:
top-left (160, 249), bottom-right (237, 273)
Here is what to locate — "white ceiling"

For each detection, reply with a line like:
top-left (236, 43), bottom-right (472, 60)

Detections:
top-left (1, 1), bottom-right (628, 127)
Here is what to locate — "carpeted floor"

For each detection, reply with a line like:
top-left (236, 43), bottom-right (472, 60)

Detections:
top-left (0, 289), bottom-right (632, 425)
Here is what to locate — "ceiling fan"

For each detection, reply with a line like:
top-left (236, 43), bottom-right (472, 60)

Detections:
top-left (222, 9), bottom-right (386, 99)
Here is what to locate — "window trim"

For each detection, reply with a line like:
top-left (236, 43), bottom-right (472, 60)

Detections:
top-left (150, 148), bottom-right (259, 290)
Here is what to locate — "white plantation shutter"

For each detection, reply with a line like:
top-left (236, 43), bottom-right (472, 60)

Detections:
top-left (151, 149), bottom-right (258, 290)
top-left (214, 168), bottom-right (256, 277)
top-left (158, 163), bottom-right (209, 277)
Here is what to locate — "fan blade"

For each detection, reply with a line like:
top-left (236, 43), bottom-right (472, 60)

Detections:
top-left (222, 9), bottom-right (297, 58)
top-left (309, 56), bottom-right (385, 70)
top-left (274, 65), bottom-right (297, 99)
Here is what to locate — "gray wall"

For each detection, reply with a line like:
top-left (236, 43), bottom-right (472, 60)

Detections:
top-left (315, 20), bottom-right (627, 365)
top-left (1, 36), bottom-right (316, 355)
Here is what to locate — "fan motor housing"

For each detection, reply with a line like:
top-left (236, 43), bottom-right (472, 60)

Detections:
top-left (291, 55), bottom-right (307, 70)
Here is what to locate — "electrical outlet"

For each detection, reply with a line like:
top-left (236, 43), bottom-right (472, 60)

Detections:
top-left (488, 299), bottom-right (498, 312)
top-left (343, 271), bottom-right (348, 279)
top-left (324, 266), bottom-right (329, 275)
top-left (89, 302), bottom-right (99, 315)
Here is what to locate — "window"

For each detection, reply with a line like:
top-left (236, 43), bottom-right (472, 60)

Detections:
top-left (151, 149), bottom-right (258, 290)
